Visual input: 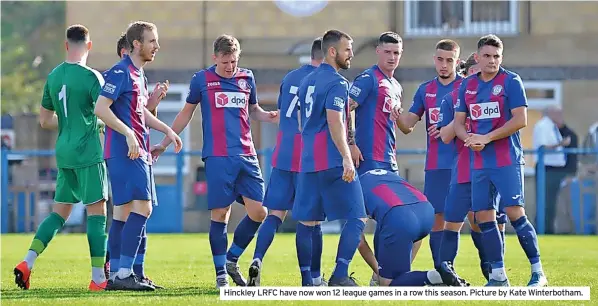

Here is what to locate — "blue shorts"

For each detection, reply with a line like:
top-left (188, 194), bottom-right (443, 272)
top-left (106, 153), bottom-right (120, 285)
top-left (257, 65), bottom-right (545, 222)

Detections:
top-left (376, 202), bottom-right (434, 279)
top-left (356, 159), bottom-right (398, 176)
top-left (424, 169), bottom-right (452, 214)
top-left (445, 182), bottom-right (508, 224)
top-left (263, 168), bottom-right (297, 211)
top-left (471, 165), bottom-right (525, 212)
top-left (293, 167), bottom-right (366, 222)
top-left (106, 157), bottom-right (156, 206)
top-left (205, 156), bottom-right (265, 210)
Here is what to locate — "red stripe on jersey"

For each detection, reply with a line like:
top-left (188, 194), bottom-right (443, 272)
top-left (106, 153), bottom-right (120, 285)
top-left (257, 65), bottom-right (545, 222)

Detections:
top-left (314, 131), bottom-right (328, 171)
top-left (491, 72), bottom-right (511, 167)
top-left (104, 129), bottom-right (113, 159)
top-left (235, 72), bottom-right (254, 155)
top-left (272, 131), bottom-right (282, 168)
top-left (372, 184), bottom-right (404, 207)
top-left (206, 71), bottom-right (227, 156)
top-left (291, 134), bottom-right (302, 172)
top-left (372, 70), bottom-right (387, 162)
top-left (425, 81), bottom-right (439, 169)
top-left (128, 65), bottom-right (147, 159)
top-left (403, 181), bottom-right (428, 202)
top-left (466, 78), bottom-right (484, 170)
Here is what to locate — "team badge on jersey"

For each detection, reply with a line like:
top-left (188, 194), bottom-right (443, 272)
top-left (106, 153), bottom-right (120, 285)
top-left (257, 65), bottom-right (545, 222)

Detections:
top-left (492, 85), bottom-right (503, 96)
top-left (238, 79), bottom-right (248, 90)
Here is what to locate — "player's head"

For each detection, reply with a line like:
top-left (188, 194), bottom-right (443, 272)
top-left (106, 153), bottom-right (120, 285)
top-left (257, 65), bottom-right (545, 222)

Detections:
top-left (458, 52), bottom-right (480, 77)
top-left (310, 37), bottom-right (324, 66)
top-left (65, 24), bottom-right (92, 54)
top-left (376, 32), bottom-right (403, 72)
top-left (126, 21), bottom-right (159, 63)
top-left (321, 29), bottom-right (353, 70)
top-left (116, 32), bottom-right (129, 59)
top-left (212, 34), bottom-right (241, 78)
top-left (434, 39), bottom-right (460, 79)
top-left (475, 34), bottom-right (503, 75)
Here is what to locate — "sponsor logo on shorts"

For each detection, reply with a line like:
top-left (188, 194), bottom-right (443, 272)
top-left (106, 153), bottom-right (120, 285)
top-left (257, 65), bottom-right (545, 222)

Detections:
top-left (428, 107), bottom-right (441, 124)
top-left (469, 102), bottom-right (500, 120)
top-left (215, 92), bottom-right (247, 108)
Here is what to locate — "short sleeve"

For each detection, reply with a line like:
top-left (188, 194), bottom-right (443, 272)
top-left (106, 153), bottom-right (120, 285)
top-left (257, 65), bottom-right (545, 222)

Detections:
top-left (408, 85), bottom-right (425, 117)
top-left (186, 72), bottom-right (203, 105)
top-left (455, 81), bottom-right (468, 114)
top-left (507, 75), bottom-right (528, 110)
top-left (41, 81), bottom-right (54, 111)
top-left (349, 73), bottom-right (374, 105)
top-left (437, 95), bottom-right (454, 128)
top-left (100, 66), bottom-right (127, 101)
top-left (89, 70), bottom-right (105, 101)
top-left (276, 82), bottom-right (284, 110)
top-left (325, 81), bottom-right (349, 112)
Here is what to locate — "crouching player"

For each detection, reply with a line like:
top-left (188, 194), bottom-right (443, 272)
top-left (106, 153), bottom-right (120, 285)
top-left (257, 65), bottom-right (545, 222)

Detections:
top-left (357, 169), bottom-right (468, 287)
top-left (436, 54), bottom-right (507, 281)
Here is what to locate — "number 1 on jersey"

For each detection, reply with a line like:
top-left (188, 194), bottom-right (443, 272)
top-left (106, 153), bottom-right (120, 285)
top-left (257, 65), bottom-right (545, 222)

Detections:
top-left (59, 85), bottom-right (67, 118)
top-left (286, 86), bottom-right (300, 118)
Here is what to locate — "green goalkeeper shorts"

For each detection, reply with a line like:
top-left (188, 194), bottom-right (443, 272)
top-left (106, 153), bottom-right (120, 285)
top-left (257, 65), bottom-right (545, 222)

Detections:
top-left (54, 162), bottom-right (108, 205)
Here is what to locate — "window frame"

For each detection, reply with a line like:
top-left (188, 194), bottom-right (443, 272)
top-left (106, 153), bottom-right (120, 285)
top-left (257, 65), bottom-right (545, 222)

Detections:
top-left (404, 0), bottom-right (519, 37)
top-left (149, 84), bottom-right (190, 176)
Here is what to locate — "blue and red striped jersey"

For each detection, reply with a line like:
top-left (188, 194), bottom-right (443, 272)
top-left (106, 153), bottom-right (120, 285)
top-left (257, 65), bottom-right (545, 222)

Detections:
top-left (271, 64), bottom-right (316, 172)
top-left (455, 68), bottom-right (527, 169)
top-left (438, 91), bottom-right (471, 183)
top-left (101, 56), bottom-right (151, 164)
top-left (359, 169), bottom-right (428, 222)
top-left (349, 65), bottom-right (402, 165)
top-left (409, 77), bottom-right (462, 170)
top-left (186, 65), bottom-right (258, 159)
top-left (298, 63), bottom-right (350, 173)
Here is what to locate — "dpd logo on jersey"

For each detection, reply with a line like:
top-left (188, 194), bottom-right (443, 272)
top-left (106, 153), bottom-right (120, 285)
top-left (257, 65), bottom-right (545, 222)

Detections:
top-left (215, 92), bottom-right (247, 108)
top-left (470, 102), bottom-right (500, 120)
top-left (428, 107), bottom-right (441, 124)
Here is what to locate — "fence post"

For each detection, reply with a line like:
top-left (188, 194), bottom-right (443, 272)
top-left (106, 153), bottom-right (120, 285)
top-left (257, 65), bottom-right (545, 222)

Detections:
top-left (536, 148), bottom-right (546, 235)
top-left (176, 151), bottom-right (184, 226)
top-left (1, 148), bottom-right (8, 233)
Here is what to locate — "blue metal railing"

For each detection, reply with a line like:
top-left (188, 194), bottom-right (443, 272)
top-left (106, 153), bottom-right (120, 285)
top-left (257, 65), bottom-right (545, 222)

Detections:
top-left (2, 147), bottom-right (597, 234)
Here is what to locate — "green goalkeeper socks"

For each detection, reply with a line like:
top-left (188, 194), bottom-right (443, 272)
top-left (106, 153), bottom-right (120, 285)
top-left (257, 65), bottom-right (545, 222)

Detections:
top-left (29, 212), bottom-right (66, 256)
top-left (87, 215), bottom-right (107, 284)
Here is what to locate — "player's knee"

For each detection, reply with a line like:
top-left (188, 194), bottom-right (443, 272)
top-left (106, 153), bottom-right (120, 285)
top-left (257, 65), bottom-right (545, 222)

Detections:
top-left (211, 207), bottom-right (231, 223)
top-left (85, 200), bottom-right (106, 216)
top-left (505, 206), bottom-right (524, 221)
top-left (247, 205), bottom-right (267, 222)
top-left (475, 210), bottom-right (495, 223)
top-left (269, 210), bottom-right (287, 221)
top-left (444, 221), bottom-right (463, 232)
top-left (113, 204), bottom-right (131, 222)
top-left (299, 221), bottom-right (319, 227)
top-left (131, 200), bottom-right (152, 218)
top-left (52, 203), bottom-right (73, 220)
top-left (378, 276), bottom-right (392, 286)
top-left (432, 214), bottom-right (445, 230)
top-left (497, 223), bottom-right (505, 232)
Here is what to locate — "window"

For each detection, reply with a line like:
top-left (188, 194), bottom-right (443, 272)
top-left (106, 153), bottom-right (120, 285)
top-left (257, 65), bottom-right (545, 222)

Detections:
top-left (404, 0), bottom-right (518, 37)
top-left (148, 84), bottom-right (190, 176)
top-left (518, 81), bottom-right (562, 175)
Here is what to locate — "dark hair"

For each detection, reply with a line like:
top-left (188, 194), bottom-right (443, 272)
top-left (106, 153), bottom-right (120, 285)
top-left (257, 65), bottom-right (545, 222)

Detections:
top-left (213, 34), bottom-right (241, 56)
top-left (458, 52), bottom-right (477, 76)
top-left (125, 21), bottom-right (157, 50)
top-left (477, 34), bottom-right (503, 50)
top-left (310, 37), bottom-right (323, 60)
top-left (321, 29), bottom-right (352, 56)
top-left (435, 39), bottom-right (460, 53)
top-left (116, 32), bottom-right (127, 58)
top-left (66, 24), bottom-right (89, 44)
top-left (378, 31), bottom-right (402, 45)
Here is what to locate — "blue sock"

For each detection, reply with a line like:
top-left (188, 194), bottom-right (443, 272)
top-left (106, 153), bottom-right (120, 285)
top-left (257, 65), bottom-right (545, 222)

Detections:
top-left (311, 224), bottom-right (323, 279)
top-left (333, 218), bottom-right (365, 279)
top-left (478, 221), bottom-right (504, 269)
top-left (511, 216), bottom-right (541, 265)
top-left (439, 230), bottom-right (459, 263)
top-left (471, 230), bottom-right (489, 278)
top-left (296, 223), bottom-right (314, 286)
top-left (108, 220), bottom-right (125, 273)
top-left (500, 228), bottom-right (506, 257)
top-left (429, 231), bottom-right (443, 269)
top-left (119, 213), bottom-right (147, 270)
top-left (390, 271), bottom-right (429, 286)
top-left (133, 226), bottom-right (147, 278)
top-left (209, 221), bottom-right (228, 277)
top-left (253, 215), bottom-right (282, 261)
top-left (226, 215), bottom-right (262, 263)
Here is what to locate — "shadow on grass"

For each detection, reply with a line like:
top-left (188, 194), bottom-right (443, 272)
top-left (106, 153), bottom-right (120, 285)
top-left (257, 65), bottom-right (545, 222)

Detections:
top-left (1, 286), bottom-right (220, 299)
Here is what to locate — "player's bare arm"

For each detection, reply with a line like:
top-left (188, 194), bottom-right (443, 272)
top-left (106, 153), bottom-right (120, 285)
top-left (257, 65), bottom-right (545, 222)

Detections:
top-left (154, 103), bottom-right (198, 156)
top-left (357, 233), bottom-right (378, 275)
top-left (94, 96), bottom-right (140, 159)
top-left (397, 112), bottom-right (418, 134)
top-left (38, 106), bottom-right (59, 130)
top-left (147, 80), bottom-right (169, 115)
top-left (326, 109), bottom-right (355, 182)
top-left (347, 98), bottom-right (364, 166)
top-left (248, 104), bottom-right (279, 124)
top-left (465, 106), bottom-right (527, 147)
top-left (439, 120), bottom-right (456, 144)
top-left (144, 108), bottom-right (182, 153)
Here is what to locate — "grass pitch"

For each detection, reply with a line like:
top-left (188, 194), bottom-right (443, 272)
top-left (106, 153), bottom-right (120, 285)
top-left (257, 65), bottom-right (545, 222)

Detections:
top-left (1, 233), bottom-right (596, 305)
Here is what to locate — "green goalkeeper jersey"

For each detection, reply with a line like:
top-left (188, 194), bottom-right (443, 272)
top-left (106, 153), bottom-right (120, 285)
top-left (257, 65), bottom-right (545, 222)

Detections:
top-left (41, 62), bottom-right (105, 169)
